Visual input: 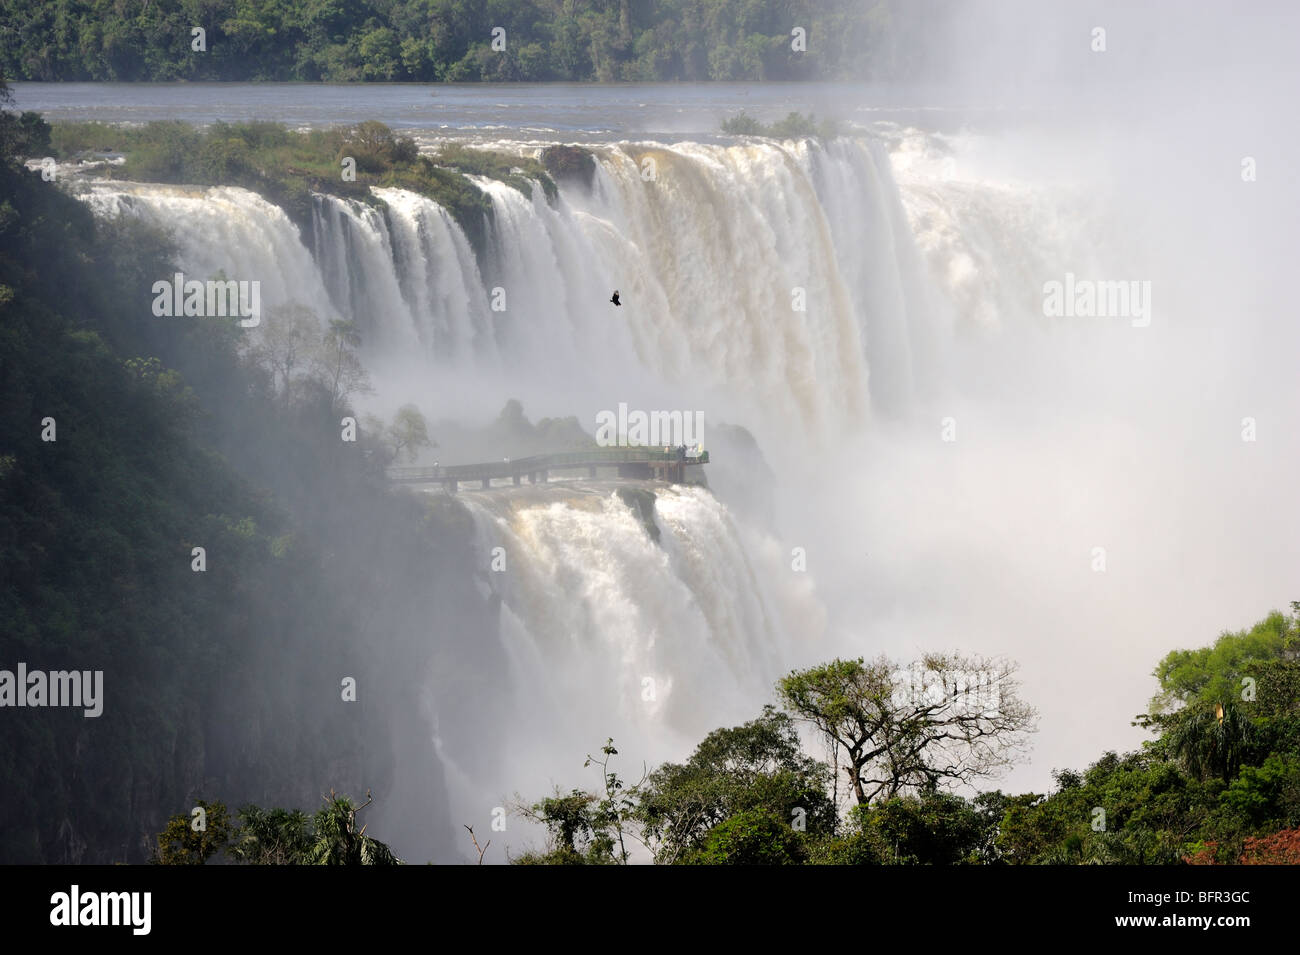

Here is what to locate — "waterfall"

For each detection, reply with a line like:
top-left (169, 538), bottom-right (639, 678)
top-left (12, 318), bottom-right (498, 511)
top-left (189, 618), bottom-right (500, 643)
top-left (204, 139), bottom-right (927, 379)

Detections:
top-left (70, 129), bottom-right (1103, 859)
top-left (74, 134), bottom-right (1018, 447)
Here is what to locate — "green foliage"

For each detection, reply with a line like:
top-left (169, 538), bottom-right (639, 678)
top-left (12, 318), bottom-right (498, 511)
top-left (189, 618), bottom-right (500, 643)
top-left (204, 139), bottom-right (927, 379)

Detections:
top-left (995, 752), bottom-right (1220, 865)
top-left (583, 738), bottom-right (639, 864)
top-left (0, 110), bottom-right (52, 159)
top-left (512, 739), bottom-right (639, 865)
top-left (161, 795), bottom-right (400, 865)
top-left (721, 110), bottom-right (841, 140)
top-left (688, 808), bottom-right (808, 865)
top-left (305, 791), bottom-right (402, 865)
top-left (48, 119), bottom-right (502, 253)
top-left (0, 1), bottom-right (941, 83)
top-left (343, 121), bottom-right (417, 172)
top-left (155, 801), bottom-right (233, 865)
top-left (382, 155), bottom-right (494, 253)
top-left (1255, 657), bottom-right (1300, 722)
top-left (1219, 755), bottom-right (1300, 829)
top-left (49, 121), bottom-right (122, 156)
top-left (771, 112), bottom-right (840, 140)
top-left (514, 790), bottom-right (621, 865)
top-left (1149, 609), bottom-right (1297, 714)
top-left (635, 706), bottom-right (836, 863)
top-left (1160, 701), bottom-right (1260, 782)
top-left (719, 112), bottom-right (767, 135)
top-left (431, 144), bottom-right (557, 202)
top-left (122, 121), bottom-right (202, 182)
top-left (855, 790), bottom-right (998, 865)
top-left (805, 830), bottom-right (884, 865)
top-left (1253, 658), bottom-right (1300, 757)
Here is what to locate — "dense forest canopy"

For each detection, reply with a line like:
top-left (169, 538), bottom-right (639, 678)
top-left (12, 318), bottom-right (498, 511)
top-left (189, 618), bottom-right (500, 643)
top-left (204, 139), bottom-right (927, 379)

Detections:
top-left (0, 0), bottom-right (950, 83)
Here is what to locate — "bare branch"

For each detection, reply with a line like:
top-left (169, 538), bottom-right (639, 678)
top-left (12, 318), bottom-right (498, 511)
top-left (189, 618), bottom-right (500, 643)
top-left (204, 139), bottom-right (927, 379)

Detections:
top-left (463, 825), bottom-right (490, 865)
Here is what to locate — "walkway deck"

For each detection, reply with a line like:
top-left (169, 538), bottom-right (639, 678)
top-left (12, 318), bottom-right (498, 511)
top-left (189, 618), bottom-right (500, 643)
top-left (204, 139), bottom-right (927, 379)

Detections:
top-left (388, 447), bottom-right (709, 492)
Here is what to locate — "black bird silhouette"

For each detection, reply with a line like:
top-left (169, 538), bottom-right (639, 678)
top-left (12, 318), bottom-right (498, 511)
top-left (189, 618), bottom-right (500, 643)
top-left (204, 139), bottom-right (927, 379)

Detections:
top-left (610, 290), bottom-right (621, 306)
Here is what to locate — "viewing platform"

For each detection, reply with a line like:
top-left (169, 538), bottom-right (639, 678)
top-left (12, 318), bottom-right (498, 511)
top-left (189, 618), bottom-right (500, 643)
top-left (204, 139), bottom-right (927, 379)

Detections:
top-left (387, 447), bottom-right (709, 493)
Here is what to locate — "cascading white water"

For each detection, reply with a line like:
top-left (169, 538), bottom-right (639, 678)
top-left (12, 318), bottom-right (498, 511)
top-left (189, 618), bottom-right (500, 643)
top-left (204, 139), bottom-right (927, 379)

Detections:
top-left (74, 181), bottom-right (340, 322)
top-left (431, 481), bottom-right (815, 845)
top-left (883, 125), bottom-right (1133, 341)
top-left (309, 189), bottom-right (498, 359)
top-left (73, 179), bottom-right (498, 364)
top-left (474, 485), bottom-right (787, 726)
top-left (368, 187), bottom-right (494, 364)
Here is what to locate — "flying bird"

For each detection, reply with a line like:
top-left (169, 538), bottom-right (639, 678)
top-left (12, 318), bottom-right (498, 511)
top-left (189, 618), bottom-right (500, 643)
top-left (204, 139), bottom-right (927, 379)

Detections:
top-left (610, 290), bottom-right (621, 306)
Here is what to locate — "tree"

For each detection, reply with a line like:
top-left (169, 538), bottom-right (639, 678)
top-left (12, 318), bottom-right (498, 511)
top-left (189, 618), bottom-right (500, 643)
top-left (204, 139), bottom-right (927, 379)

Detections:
top-left (778, 654), bottom-right (1037, 806)
top-left (0, 1), bottom-right (949, 84)
top-left (1162, 700), bottom-right (1259, 783)
top-left (386, 403), bottom-right (435, 463)
top-left (584, 738), bottom-right (637, 864)
top-left (1149, 608), bottom-right (1297, 715)
top-left (1220, 754), bottom-right (1300, 829)
top-left (318, 318), bottom-right (372, 410)
top-left (512, 738), bottom-right (643, 865)
top-left (154, 795), bottom-right (400, 865)
top-left (305, 790), bottom-right (401, 865)
top-left (154, 800), bottom-right (233, 864)
top-left (634, 706), bottom-right (836, 863)
top-left (0, 110), bottom-right (51, 161)
top-left (690, 808), bottom-right (808, 865)
top-left (511, 790), bottom-right (621, 865)
top-left (995, 752), bottom-right (1205, 865)
top-left (1253, 657), bottom-right (1300, 758)
top-left (228, 805), bottom-right (314, 864)
top-left (342, 120), bottom-right (402, 171)
top-left (358, 28), bottom-right (401, 80)
top-left (805, 828), bottom-right (885, 865)
top-left (855, 789), bottom-right (1000, 865)
top-left (245, 303), bottom-right (321, 398)
top-left (719, 110), bottom-right (838, 140)
top-left (720, 111), bottom-right (765, 135)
